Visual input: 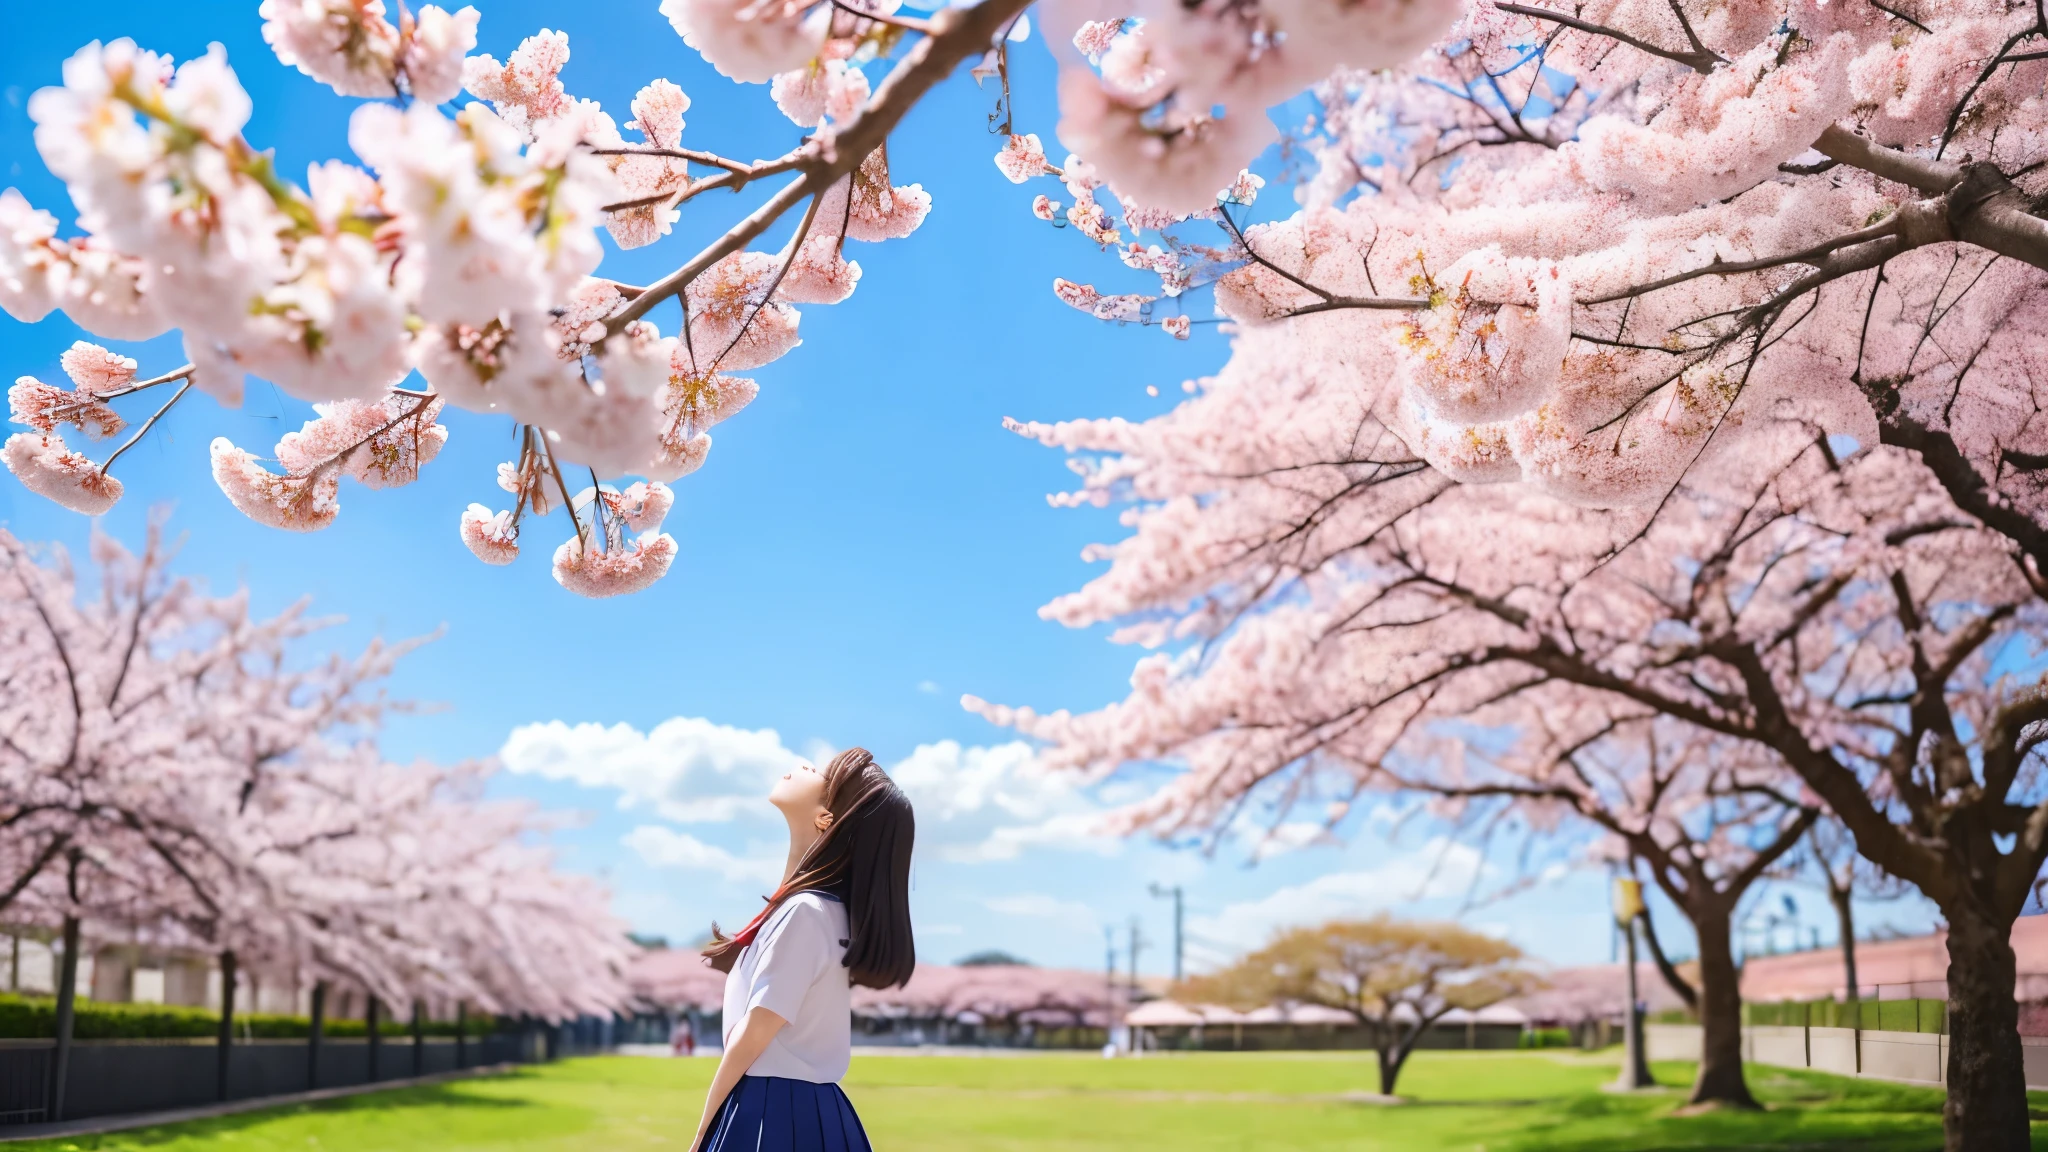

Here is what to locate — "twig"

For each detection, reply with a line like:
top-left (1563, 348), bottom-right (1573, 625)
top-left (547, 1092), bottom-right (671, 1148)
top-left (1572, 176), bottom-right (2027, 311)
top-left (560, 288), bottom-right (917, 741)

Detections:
top-left (606, 0), bottom-right (1037, 336)
top-left (1494, 1), bottom-right (1722, 74)
top-left (99, 380), bottom-right (195, 477)
top-left (830, 0), bottom-right (934, 33)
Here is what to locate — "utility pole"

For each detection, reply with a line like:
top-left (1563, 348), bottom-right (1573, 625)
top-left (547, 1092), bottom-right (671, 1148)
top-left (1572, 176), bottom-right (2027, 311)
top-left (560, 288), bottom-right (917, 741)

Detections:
top-left (1126, 916), bottom-right (1145, 996)
top-left (1149, 884), bottom-right (1184, 983)
top-left (1103, 926), bottom-right (1118, 1006)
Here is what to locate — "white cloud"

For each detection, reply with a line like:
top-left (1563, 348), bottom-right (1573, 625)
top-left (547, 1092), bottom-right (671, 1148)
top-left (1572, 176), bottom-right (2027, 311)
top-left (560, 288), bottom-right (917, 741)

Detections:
top-left (917, 680), bottom-right (941, 695)
top-left (890, 740), bottom-right (1120, 862)
top-left (949, 812), bottom-right (1122, 863)
top-left (1187, 837), bottom-right (1488, 954)
top-left (1244, 821), bottom-right (1338, 862)
top-left (623, 825), bottom-right (783, 886)
top-left (500, 717), bottom-right (804, 824)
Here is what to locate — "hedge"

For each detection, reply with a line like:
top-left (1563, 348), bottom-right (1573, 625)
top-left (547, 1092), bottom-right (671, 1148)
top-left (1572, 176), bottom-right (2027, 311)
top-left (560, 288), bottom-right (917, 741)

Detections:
top-left (0, 994), bottom-right (501, 1040)
top-left (1741, 997), bottom-right (1946, 1034)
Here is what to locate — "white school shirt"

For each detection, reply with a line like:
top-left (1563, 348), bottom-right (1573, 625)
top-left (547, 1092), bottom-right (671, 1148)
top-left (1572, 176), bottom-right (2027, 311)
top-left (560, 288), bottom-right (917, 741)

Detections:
top-left (722, 891), bottom-right (852, 1083)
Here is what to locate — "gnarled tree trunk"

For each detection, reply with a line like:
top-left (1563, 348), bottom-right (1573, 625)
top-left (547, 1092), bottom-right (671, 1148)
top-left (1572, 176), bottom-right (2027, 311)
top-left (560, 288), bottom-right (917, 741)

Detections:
top-left (1687, 907), bottom-right (1758, 1108)
top-left (1942, 903), bottom-right (2029, 1152)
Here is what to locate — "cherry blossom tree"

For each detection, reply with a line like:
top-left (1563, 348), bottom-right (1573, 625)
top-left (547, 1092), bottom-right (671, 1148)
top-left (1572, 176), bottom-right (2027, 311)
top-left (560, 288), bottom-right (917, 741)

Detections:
top-left (967, 0), bottom-right (2048, 1144)
top-left (972, 434), bottom-right (2048, 1144)
top-left (0, 522), bottom-right (630, 1019)
top-left (1393, 720), bottom-right (1816, 1106)
top-left (2, 0), bottom-right (1464, 596)
top-left (1177, 915), bottom-right (1536, 1096)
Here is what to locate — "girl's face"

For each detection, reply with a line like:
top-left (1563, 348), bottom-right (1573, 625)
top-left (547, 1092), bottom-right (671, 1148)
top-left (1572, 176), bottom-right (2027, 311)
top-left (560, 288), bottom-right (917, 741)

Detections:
top-left (769, 760), bottom-right (831, 818)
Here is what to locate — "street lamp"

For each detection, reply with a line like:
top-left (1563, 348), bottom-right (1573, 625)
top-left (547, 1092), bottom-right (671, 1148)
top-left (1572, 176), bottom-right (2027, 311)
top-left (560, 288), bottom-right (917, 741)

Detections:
top-left (1148, 884), bottom-right (1184, 983)
top-left (1612, 876), bottom-right (1656, 1090)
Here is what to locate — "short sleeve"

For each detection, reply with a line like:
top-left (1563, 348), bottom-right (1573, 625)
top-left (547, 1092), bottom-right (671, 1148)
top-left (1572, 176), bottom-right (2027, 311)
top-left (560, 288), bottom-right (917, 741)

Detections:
top-left (746, 898), bottom-right (835, 1024)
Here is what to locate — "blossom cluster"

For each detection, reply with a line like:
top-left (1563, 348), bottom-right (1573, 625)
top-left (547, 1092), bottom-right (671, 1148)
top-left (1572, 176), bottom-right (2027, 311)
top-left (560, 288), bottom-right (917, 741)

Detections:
top-left (1, 0), bottom-right (945, 596)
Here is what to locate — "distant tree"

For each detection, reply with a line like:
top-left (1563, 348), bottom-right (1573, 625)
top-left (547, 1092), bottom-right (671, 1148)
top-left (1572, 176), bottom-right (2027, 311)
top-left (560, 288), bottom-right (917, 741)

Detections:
top-left (956, 949), bottom-right (1034, 967)
top-left (1179, 916), bottom-right (1537, 1096)
top-left (0, 522), bottom-right (629, 1018)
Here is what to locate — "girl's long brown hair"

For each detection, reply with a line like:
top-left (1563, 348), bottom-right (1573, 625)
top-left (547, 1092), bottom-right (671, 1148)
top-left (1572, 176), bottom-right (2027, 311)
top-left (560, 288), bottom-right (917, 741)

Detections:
top-left (702, 747), bottom-right (917, 989)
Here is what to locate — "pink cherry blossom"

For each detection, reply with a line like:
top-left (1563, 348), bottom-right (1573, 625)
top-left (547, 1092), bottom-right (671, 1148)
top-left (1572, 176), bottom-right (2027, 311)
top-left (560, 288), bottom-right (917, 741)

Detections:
top-left (461, 29), bottom-right (572, 136)
top-left (551, 530), bottom-right (679, 597)
top-left (995, 134), bottom-right (1049, 184)
top-left (275, 395), bottom-right (448, 490)
top-left (460, 504), bottom-right (521, 565)
top-left (607, 480), bottom-right (674, 532)
top-left (1055, 68), bottom-right (1278, 215)
top-left (0, 432), bottom-right (121, 514)
top-left (772, 59), bottom-right (869, 128)
top-left (9, 377), bottom-right (124, 440)
top-left (1071, 19), bottom-right (1125, 62)
top-left (1161, 314), bottom-right (1190, 339)
top-left (844, 147), bottom-right (930, 242)
top-left (660, 0), bottom-right (829, 84)
top-left (260, 0), bottom-right (478, 103)
top-left (603, 80), bottom-right (696, 249)
top-left (209, 438), bottom-right (341, 532)
top-left (58, 341), bottom-right (137, 394)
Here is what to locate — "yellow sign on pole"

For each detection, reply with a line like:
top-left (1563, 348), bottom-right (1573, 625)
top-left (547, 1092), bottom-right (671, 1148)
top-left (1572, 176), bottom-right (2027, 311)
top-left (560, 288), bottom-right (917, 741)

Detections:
top-left (1612, 877), bottom-right (1645, 925)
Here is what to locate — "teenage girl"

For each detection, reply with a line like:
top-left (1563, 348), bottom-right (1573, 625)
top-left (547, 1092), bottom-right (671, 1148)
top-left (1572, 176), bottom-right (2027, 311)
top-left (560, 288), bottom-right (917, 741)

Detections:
top-left (689, 747), bottom-right (916, 1151)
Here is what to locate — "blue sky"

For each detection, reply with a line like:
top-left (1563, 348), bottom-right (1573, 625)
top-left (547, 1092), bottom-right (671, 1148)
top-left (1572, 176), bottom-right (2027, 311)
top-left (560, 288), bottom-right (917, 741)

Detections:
top-left (0, 1), bottom-right (1937, 977)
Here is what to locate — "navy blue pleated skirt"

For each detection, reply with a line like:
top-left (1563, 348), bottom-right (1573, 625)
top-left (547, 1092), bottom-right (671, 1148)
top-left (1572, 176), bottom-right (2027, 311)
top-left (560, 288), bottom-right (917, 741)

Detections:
top-left (703, 1075), bottom-right (873, 1152)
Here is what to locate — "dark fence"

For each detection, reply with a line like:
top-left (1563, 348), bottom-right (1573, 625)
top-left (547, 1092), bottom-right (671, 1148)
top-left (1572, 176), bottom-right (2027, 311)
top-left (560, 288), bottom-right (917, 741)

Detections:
top-left (0, 1018), bottom-right (614, 1127)
top-left (1743, 997), bottom-right (1949, 1034)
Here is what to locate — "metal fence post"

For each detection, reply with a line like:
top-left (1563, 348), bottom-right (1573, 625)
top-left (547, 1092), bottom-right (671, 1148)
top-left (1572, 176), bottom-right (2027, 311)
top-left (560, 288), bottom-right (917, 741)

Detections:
top-left (306, 980), bottom-right (326, 1090)
top-left (367, 996), bottom-right (382, 1081)
top-left (46, 914), bottom-right (79, 1122)
top-left (216, 950), bottom-right (238, 1102)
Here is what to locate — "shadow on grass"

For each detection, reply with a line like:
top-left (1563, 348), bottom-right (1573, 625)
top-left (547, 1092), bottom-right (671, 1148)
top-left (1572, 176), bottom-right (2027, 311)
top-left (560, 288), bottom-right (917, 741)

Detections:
top-left (30, 1072), bottom-right (544, 1150)
top-left (1469, 1063), bottom-right (1961, 1152)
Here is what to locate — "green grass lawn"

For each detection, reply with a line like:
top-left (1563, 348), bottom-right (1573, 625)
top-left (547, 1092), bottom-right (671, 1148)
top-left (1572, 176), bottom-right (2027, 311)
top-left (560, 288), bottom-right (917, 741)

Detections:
top-left (12, 1049), bottom-right (2041, 1151)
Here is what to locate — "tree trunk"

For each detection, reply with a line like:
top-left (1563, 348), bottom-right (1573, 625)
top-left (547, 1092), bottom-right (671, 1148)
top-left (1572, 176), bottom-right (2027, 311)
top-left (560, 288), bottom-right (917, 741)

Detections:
top-left (1942, 902), bottom-right (2030, 1152)
top-left (216, 949), bottom-right (237, 1102)
top-left (1687, 906), bottom-right (1758, 1108)
top-left (1375, 1042), bottom-right (1399, 1096)
top-left (1829, 883), bottom-right (1859, 1002)
top-left (1640, 904), bottom-right (1699, 1013)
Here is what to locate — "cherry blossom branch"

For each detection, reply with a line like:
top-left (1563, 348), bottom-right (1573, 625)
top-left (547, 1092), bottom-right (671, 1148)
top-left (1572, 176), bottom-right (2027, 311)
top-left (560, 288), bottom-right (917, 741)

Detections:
top-left (829, 0), bottom-right (935, 34)
top-left (0, 833), bottom-right (73, 917)
top-left (1938, 19), bottom-right (2048, 159)
top-left (585, 145), bottom-right (760, 176)
top-left (714, 189), bottom-right (824, 371)
top-left (542, 438), bottom-right (586, 548)
top-left (1814, 125), bottom-right (2048, 270)
top-left (599, 152), bottom-right (810, 214)
top-left (609, 0), bottom-right (1036, 334)
top-left (1581, 217), bottom-right (1902, 305)
top-left (1215, 206), bottom-right (1430, 314)
top-left (1493, 1), bottom-right (1722, 75)
top-left (99, 379), bottom-right (195, 477)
